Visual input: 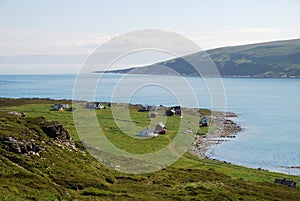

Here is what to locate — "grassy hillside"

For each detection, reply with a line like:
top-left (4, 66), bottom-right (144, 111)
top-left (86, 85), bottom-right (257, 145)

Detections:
top-left (1, 98), bottom-right (300, 200)
top-left (100, 38), bottom-right (300, 78)
top-left (207, 38), bottom-right (300, 77)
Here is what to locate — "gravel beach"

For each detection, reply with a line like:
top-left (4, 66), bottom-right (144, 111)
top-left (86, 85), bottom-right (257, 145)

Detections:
top-left (190, 112), bottom-right (242, 158)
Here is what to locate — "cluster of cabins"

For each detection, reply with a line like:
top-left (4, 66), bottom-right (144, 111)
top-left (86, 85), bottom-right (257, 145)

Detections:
top-left (138, 105), bottom-right (181, 117)
top-left (51, 102), bottom-right (109, 111)
top-left (137, 105), bottom-right (209, 137)
top-left (51, 102), bottom-right (209, 137)
top-left (137, 105), bottom-right (173, 137)
top-left (139, 105), bottom-right (181, 117)
top-left (51, 102), bottom-right (207, 128)
top-left (139, 105), bottom-right (209, 127)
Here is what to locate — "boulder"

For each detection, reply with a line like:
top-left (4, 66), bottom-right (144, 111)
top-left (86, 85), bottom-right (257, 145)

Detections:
top-left (41, 124), bottom-right (70, 140)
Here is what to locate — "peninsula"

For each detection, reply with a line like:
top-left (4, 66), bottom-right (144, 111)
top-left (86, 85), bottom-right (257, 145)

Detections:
top-left (96, 38), bottom-right (300, 78)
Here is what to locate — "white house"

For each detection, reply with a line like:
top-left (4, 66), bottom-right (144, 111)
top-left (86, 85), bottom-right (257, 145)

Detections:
top-left (138, 128), bottom-right (158, 137)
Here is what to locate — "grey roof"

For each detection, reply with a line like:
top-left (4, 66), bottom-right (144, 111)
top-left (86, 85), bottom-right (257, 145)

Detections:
top-left (274, 178), bottom-right (297, 188)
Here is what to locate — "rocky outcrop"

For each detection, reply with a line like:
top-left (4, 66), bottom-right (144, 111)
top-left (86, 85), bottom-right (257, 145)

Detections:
top-left (41, 124), bottom-right (77, 152)
top-left (2, 122), bottom-right (76, 156)
top-left (220, 119), bottom-right (242, 137)
top-left (41, 124), bottom-right (78, 152)
top-left (8, 111), bottom-right (26, 117)
top-left (3, 136), bottom-right (44, 156)
top-left (41, 124), bottom-right (70, 140)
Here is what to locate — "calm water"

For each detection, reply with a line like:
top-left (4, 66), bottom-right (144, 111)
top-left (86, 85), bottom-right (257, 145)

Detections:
top-left (1, 74), bottom-right (300, 175)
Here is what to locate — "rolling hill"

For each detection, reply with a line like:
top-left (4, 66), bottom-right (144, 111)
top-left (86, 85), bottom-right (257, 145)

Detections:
top-left (98, 38), bottom-right (300, 78)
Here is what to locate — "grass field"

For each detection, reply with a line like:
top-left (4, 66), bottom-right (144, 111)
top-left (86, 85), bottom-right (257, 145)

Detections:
top-left (0, 98), bottom-right (300, 200)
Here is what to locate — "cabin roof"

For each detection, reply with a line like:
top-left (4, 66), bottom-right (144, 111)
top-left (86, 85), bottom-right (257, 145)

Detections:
top-left (274, 178), bottom-right (297, 188)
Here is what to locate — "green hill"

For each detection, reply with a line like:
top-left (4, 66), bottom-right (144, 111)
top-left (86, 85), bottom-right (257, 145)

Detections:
top-left (1, 98), bottom-right (300, 200)
top-left (100, 38), bottom-right (300, 78)
top-left (207, 38), bottom-right (300, 77)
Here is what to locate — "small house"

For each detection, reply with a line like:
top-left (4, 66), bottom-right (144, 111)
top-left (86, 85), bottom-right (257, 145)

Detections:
top-left (154, 122), bottom-right (166, 134)
top-left (166, 106), bottom-right (181, 116)
top-left (172, 106), bottom-right (181, 116)
top-left (274, 178), bottom-right (297, 188)
top-left (166, 109), bottom-right (175, 116)
top-left (200, 117), bottom-right (209, 127)
top-left (138, 128), bottom-right (158, 137)
top-left (85, 102), bottom-right (104, 109)
top-left (52, 104), bottom-right (68, 111)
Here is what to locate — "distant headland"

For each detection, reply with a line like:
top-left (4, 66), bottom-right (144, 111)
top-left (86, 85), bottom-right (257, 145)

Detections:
top-left (95, 38), bottom-right (300, 78)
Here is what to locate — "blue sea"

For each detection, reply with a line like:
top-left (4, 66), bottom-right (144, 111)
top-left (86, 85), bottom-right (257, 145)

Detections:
top-left (1, 73), bottom-right (300, 175)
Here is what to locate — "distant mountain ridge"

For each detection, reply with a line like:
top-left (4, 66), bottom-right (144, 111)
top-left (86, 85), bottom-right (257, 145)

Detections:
top-left (97, 38), bottom-right (300, 78)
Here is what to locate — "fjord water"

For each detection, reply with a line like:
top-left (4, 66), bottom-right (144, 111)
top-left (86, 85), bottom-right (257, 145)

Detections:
top-left (0, 74), bottom-right (300, 175)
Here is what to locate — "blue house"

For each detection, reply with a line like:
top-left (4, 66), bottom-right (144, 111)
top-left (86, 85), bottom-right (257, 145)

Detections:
top-left (200, 117), bottom-right (209, 127)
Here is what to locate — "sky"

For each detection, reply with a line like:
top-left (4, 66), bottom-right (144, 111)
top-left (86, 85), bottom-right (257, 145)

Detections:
top-left (0, 0), bottom-right (300, 73)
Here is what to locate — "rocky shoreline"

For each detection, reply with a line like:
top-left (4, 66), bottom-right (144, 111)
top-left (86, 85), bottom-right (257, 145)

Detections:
top-left (190, 112), bottom-right (242, 158)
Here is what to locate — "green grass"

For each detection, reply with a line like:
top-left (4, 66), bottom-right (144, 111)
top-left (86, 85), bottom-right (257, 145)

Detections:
top-left (1, 98), bottom-right (300, 200)
top-left (5, 102), bottom-right (197, 154)
top-left (96, 104), bottom-right (177, 154)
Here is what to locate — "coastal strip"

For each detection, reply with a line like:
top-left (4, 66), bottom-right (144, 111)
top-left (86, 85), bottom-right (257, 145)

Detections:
top-left (190, 112), bottom-right (242, 158)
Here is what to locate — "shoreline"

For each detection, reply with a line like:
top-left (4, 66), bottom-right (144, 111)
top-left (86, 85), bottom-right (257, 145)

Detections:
top-left (95, 72), bottom-right (300, 79)
top-left (190, 112), bottom-right (242, 158)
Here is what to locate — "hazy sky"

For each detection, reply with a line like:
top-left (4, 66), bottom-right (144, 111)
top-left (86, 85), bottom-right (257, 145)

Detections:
top-left (0, 0), bottom-right (300, 73)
